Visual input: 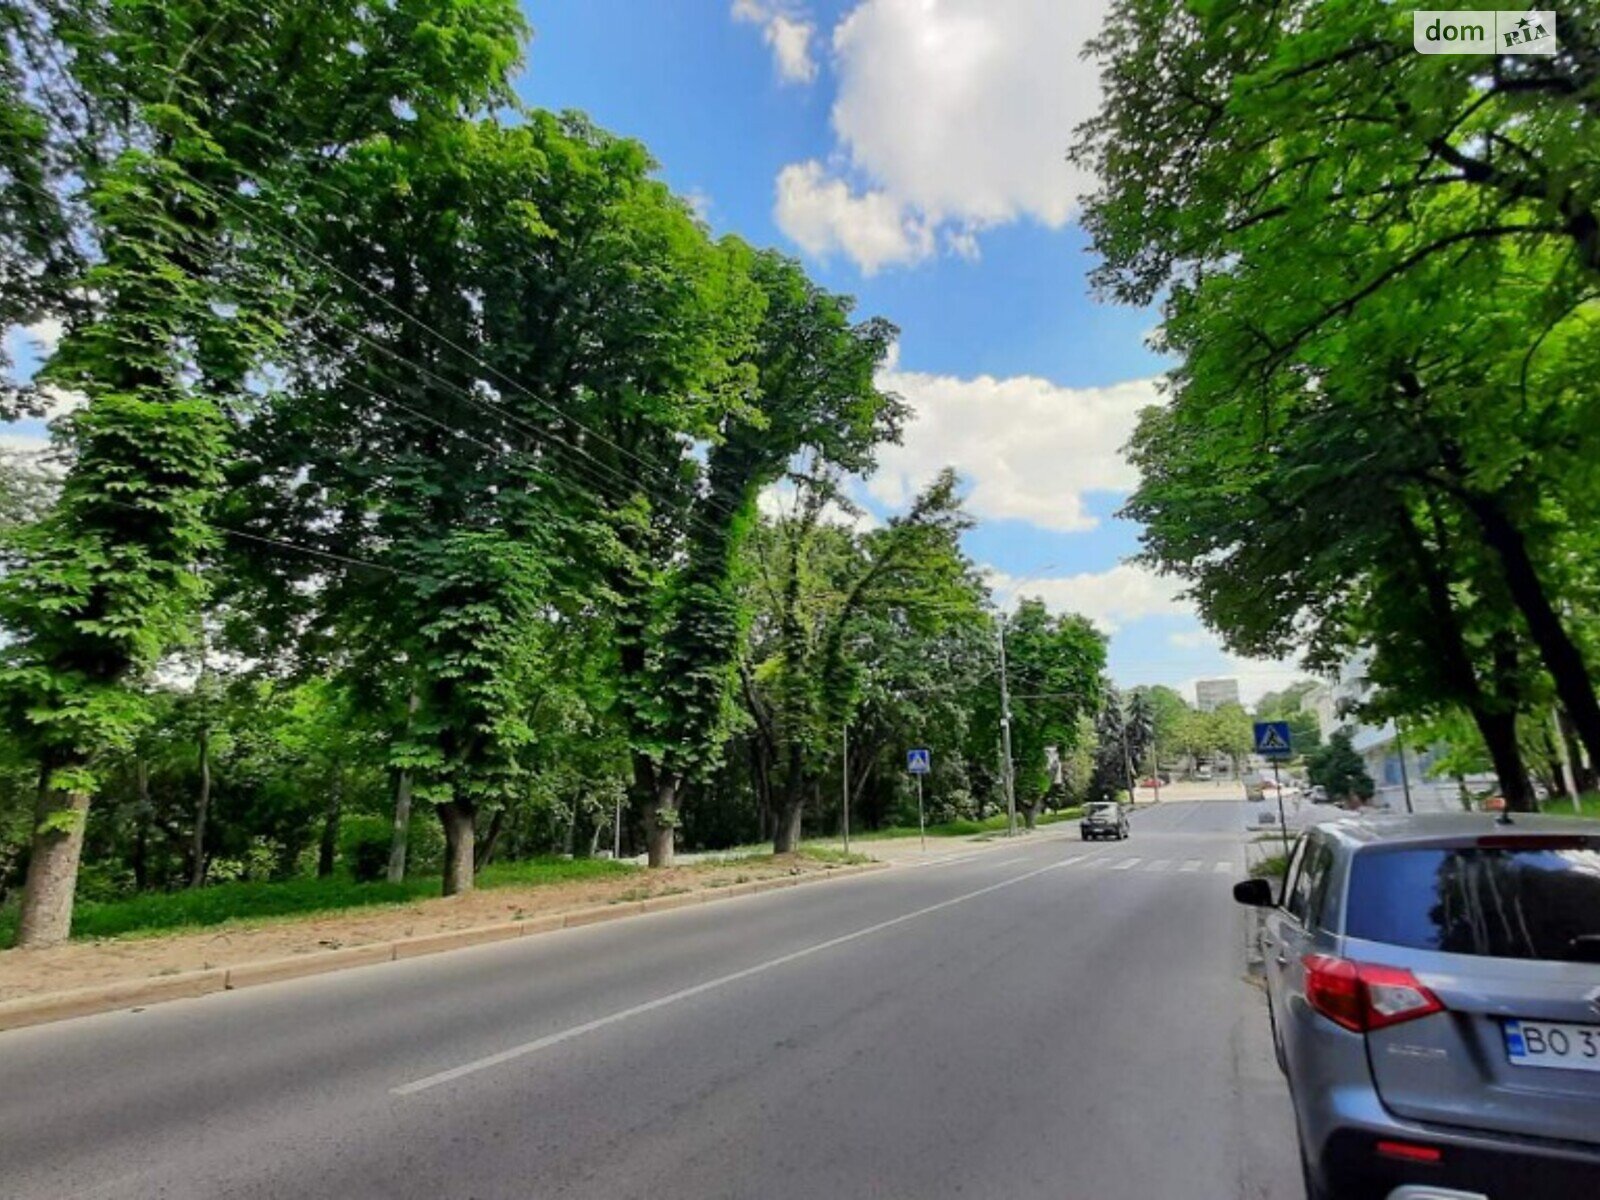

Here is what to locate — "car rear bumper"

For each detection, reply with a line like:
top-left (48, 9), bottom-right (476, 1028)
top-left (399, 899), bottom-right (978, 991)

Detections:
top-left (1306, 1099), bottom-right (1600, 1199)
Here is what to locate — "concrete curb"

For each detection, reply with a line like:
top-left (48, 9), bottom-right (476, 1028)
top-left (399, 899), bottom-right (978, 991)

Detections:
top-left (0, 861), bottom-right (888, 1033)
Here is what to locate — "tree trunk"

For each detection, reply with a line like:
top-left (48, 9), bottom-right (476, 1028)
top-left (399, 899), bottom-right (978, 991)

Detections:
top-left (475, 809), bottom-right (505, 872)
top-left (1539, 722), bottom-right (1568, 798)
top-left (317, 765), bottom-right (343, 878)
top-left (1023, 800), bottom-right (1039, 831)
top-left (645, 776), bottom-right (678, 868)
top-left (440, 801), bottom-right (476, 895)
top-left (1559, 708), bottom-right (1596, 793)
top-left (16, 768), bottom-right (90, 948)
top-left (1464, 493), bottom-right (1600, 768)
top-left (386, 769), bottom-right (414, 884)
top-left (774, 799), bottom-right (803, 854)
top-left (190, 727), bottom-right (211, 888)
top-left (385, 686), bottom-right (421, 884)
top-left (1470, 706), bottom-right (1537, 812)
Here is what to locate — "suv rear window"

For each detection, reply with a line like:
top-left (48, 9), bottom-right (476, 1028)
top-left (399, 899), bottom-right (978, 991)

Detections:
top-left (1346, 841), bottom-right (1600, 962)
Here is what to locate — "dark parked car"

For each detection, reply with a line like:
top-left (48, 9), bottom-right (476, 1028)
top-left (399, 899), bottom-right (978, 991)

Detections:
top-left (1080, 801), bottom-right (1129, 841)
top-left (1234, 814), bottom-right (1600, 1199)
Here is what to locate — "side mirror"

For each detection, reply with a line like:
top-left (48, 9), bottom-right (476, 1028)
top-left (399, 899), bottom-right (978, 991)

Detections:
top-left (1232, 877), bottom-right (1275, 908)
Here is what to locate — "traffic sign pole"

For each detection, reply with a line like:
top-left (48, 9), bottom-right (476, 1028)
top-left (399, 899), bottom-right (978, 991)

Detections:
top-left (1254, 721), bottom-right (1294, 854)
top-left (916, 774), bottom-right (926, 852)
top-left (1273, 758), bottom-right (1289, 856)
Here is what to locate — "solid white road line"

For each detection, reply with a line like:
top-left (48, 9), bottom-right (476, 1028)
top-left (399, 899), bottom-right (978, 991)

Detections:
top-left (392, 854), bottom-right (1080, 1097)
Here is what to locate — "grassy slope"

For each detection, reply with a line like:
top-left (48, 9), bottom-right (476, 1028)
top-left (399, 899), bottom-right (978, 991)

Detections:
top-left (0, 857), bottom-right (633, 947)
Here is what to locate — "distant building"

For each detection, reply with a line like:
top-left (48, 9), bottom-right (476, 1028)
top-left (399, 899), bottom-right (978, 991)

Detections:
top-left (1195, 678), bottom-right (1240, 712)
top-left (1313, 654), bottom-right (1490, 813)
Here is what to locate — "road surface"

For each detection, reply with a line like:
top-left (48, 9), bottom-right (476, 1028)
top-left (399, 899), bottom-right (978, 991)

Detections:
top-left (0, 800), bottom-right (1301, 1199)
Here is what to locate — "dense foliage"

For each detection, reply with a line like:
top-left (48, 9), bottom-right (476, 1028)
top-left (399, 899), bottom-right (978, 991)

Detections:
top-left (1078, 2), bottom-right (1600, 810)
top-left (0, 2), bottom-right (1130, 944)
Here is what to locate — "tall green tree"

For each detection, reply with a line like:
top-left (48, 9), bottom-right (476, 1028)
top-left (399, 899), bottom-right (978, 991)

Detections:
top-left (1081, 1), bottom-right (1600, 806)
top-left (612, 250), bottom-right (902, 866)
top-left (744, 470), bottom-right (974, 852)
top-left (0, 0), bottom-right (527, 940)
top-left (999, 600), bottom-right (1105, 827)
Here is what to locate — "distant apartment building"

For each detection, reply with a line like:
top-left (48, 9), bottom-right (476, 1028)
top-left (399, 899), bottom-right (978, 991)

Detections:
top-left (1195, 677), bottom-right (1240, 712)
top-left (1308, 655), bottom-right (1489, 813)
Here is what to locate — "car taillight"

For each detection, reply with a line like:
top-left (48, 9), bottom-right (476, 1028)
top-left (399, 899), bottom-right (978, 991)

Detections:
top-left (1302, 955), bottom-right (1444, 1032)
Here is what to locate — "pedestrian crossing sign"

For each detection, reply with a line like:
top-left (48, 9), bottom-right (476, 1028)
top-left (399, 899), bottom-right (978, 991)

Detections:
top-left (1253, 721), bottom-right (1293, 758)
top-left (907, 748), bottom-right (932, 774)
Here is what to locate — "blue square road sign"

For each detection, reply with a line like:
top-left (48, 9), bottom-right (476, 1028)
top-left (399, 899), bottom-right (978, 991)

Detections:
top-left (906, 748), bottom-right (932, 774)
top-left (1253, 721), bottom-right (1293, 758)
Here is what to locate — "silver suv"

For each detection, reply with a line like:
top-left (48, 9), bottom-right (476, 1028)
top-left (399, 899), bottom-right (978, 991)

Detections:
top-left (1234, 813), bottom-right (1600, 1199)
top-left (1080, 800), bottom-right (1129, 841)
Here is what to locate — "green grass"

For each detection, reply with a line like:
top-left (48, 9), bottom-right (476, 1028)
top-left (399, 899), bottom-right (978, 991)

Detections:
top-left (1569, 792), bottom-right (1600, 819)
top-left (1250, 852), bottom-right (1291, 879)
top-left (795, 845), bottom-right (871, 866)
top-left (0, 856), bottom-right (634, 948)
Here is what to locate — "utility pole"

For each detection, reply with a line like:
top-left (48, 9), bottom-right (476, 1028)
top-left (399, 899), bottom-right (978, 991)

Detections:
top-left (1393, 720), bottom-right (1414, 814)
top-left (1118, 702), bottom-right (1137, 804)
top-left (997, 618), bottom-right (1018, 837)
top-left (1552, 707), bottom-right (1580, 812)
top-left (841, 724), bottom-right (851, 854)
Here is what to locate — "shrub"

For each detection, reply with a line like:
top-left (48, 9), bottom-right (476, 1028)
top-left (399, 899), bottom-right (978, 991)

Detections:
top-left (339, 815), bottom-right (392, 882)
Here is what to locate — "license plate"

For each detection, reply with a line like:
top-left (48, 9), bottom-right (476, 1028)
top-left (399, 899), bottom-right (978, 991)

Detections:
top-left (1503, 1019), bottom-right (1600, 1072)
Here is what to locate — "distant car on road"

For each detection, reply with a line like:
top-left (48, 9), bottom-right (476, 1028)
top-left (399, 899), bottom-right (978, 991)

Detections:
top-left (1234, 814), bottom-right (1600, 1199)
top-left (1079, 801), bottom-right (1129, 841)
top-left (1308, 784), bottom-right (1331, 805)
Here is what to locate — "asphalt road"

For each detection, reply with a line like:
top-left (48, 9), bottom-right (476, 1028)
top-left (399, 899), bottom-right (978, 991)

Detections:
top-left (0, 800), bottom-right (1301, 1199)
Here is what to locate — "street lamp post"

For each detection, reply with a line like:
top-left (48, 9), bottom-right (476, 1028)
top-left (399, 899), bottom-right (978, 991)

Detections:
top-left (841, 724), bottom-right (851, 854)
top-left (997, 618), bottom-right (1018, 837)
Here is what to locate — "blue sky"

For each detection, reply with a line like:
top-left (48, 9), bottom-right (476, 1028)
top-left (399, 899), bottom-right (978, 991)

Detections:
top-left (1, 1), bottom-right (1300, 704)
top-left (518, 0), bottom-right (1297, 702)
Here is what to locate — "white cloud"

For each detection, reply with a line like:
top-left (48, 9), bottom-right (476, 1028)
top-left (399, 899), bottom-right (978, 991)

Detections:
top-left (772, 0), bottom-right (1109, 272)
top-left (867, 367), bottom-right (1157, 531)
top-left (685, 188), bottom-right (713, 222)
top-left (775, 161), bottom-right (935, 274)
top-left (732, 1), bottom-right (818, 84)
top-left (1167, 629), bottom-right (1217, 651)
top-left (24, 318), bottom-right (64, 354)
top-left (987, 562), bottom-right (1188, 634)
top-left (758, 478), bottom-right (881, 533)
top-left (0, 432), bottom-right (52, 456)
